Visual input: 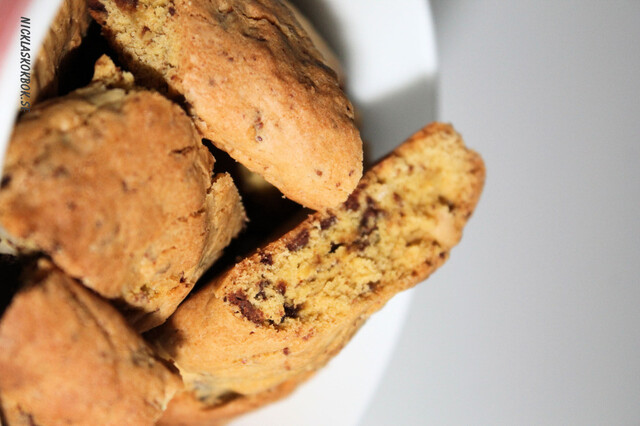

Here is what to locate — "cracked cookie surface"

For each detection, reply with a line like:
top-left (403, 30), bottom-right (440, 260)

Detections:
top-left (89, 0), bottom-right (363, 209)
top-left (0, 56), bottom-right (246, 331)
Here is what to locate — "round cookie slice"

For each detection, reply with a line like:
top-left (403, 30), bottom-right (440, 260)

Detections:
top-left (150, 123), bottom-right (485, 422)
top-left (88, 0), bottom-right (363, 210)
top-left (0, 56), bottom-right (246, 331)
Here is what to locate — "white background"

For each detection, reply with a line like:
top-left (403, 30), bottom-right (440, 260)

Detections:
top-left (362, 1), bottom-right (640, 425)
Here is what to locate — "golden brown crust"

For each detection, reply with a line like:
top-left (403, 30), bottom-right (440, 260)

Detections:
top-left (89, 0), bottom-right (363, 210)
top-left (31, 0), bottom-right (91, 103)
top-left (281, 0), bottom-right (344, 85)
top-left (0, 57), bottom-right (246, 331)
top-left (150, 123), bottom-right (485, 421)
top-left (157, 375), bottom-right (308, 426)
top-left (0, 261), bottom-right (181, 425)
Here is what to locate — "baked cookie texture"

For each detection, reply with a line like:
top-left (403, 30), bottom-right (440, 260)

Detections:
top-left (158, 377), bottom-right (307, 426)
top-left (150, 123), bottom-right (485, 422)
top-left (88, 0), bottom-right (363, 210)
top-left (0, 56), bottom-right (246, 331)
top-left (0, 261), bottom-right (181, 425)
top-left (31, 0), bottom-right (91, 103)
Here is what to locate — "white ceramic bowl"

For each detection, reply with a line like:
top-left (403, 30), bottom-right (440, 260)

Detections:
top-left (0, 1), bottom-right (437, 424)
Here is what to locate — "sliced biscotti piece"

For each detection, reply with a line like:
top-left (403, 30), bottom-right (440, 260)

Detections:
top-left (0, 261), bottom-right (181, 425)
top-left (150, 123), bottom-right (485, 417)
top-left (88, 0), bottom-right (363, 210)
top-left (157, 377), bottom-right (308, 426)
top-left (0, 56), bottom-right (246, 331)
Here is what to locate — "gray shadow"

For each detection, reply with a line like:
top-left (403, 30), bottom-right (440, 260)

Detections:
top-left (290, 0), bottom-right (438, 165)
top-left (288, 0), bottom-right (349, 66)
top-left (359, 76), bottom-right (439, 165)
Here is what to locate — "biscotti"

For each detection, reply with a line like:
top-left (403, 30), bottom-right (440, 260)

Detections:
top-left (0, 56), bottom-right (246, 331)
top-left (0, 261), bottom-right (181, 425)
top-left (150, 123), bottom-right (485, 421)
top-left (88, 0), bottom-right (363, 210)
top-left (158, 377), bottom-right (307, 426)
top-left (30, 0), bottom-right (90, 104)
top-left (281, 0), bottom-right (344, 85)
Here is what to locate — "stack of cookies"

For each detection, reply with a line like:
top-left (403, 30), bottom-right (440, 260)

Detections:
top-left (0, 1), bottom-right (485, 425)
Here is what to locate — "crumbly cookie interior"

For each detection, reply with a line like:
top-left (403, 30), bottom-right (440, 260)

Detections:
top-left (222, 126), bottom-right (482, 330)
top-left (90, 0), bottom-right (178, 87)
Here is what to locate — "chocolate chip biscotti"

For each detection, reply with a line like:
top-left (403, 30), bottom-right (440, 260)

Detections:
top-left (88, 0), bottom-right (363, 210)
top-left (158, 377), bottom-right (307, 426)
top-left (0, 260), bottom-right (180, 425)
top-left (0, 56), bottom-right (246, 331)
top-left (150, 123), bottom-right (485, 422)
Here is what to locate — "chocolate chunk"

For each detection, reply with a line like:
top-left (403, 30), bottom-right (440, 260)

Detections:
top-left (359, 207), bottom-right (379, 236)
top-left (114, 0), bottom-right (138, 11)
top-left (276, 281), bottom-right (287, 295)
top-left (283, 347), bottom-right (290, 355)
top-left (320, 215), bottom-right (336, 230)
top-left (87, 0), bottom-right (106, 13)
top-left (367, 281), bottom-right (380, 291)
top-left (438, 195), bottom-right (456, 212)
top-left (254, 115), bottom-right (264, 129)
top-left (1, 175), bottom-right (12, 189)
top-left (286, 229), bottom-right (310, 252)
top-left (438, 196), bottom-right (456, 212)
top-left (260, 252), bottom-right (273, 265)
top-left (228, 291), bottom-right (264, 325)
top-left (344, 191), bottom-right (360, 211)
top-left (359, 199), bottom-right (383, 236)
top-left (254, 280), bottom-right (270, 300)
top-left (168, 6), bottom-right (176, 15)
top-left (282, 303), bottom-right (301, 321)
top-left (351, 238), bottom-right (369, 251)
top-left (217, 391), bottom-right (241, 404)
